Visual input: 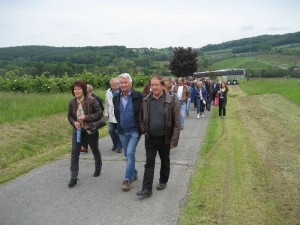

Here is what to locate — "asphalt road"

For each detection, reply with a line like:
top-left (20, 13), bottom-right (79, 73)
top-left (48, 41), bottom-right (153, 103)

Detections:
top-left (0, 107), bottom-right (212, 225)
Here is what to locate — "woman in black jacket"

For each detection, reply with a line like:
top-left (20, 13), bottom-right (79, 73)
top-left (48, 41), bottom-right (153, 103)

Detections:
top-left (67, 80), bottom-right (103, 188)
top-left (218, 82), bottom-right (229, 118)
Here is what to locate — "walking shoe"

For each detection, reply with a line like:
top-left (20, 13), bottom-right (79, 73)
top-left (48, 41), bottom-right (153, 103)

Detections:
top-left (202, 114), bottom-right (205, 118)
top-left (121, 180), bottom-right (132, 191)
top-left (157, 183), bottom-right (167, 190)
top-left (223, 116), bottom-right (226, 119)
top-left (68, 179), bottom-right (77, 188)
top-left (197, 114), bottom-right (200, 119)
top-left (137, 189), bottom-right (152, 197)
top-left (93, 169), bottom-right (101, 177)
top-left (111, 146), bottom-right (116, 151)
top-left (116, 148), bottom-right (122, 153)
top-left (80, 147), bottom-right (88, 153)
top-left (133, 175), bottom-right (138, 181)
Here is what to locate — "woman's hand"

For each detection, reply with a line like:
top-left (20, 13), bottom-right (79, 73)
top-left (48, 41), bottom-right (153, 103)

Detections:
top-left (78, 115), bottom-right (86, 122)
top-left (74, 121), bottom-right (81, 129)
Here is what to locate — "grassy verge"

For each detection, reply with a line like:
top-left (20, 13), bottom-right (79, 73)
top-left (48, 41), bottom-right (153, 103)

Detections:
top-left (0, 113), bottom-right (108, 184)
top-left (180, 84), bottom-right (300, 224)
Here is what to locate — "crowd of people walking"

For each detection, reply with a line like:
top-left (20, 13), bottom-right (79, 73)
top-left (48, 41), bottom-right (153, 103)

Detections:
top-left (67, 74), bottom-right (228, 197)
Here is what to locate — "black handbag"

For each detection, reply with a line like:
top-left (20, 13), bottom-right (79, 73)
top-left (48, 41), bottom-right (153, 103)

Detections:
top-left (89, 117), bottom-right (107, 131)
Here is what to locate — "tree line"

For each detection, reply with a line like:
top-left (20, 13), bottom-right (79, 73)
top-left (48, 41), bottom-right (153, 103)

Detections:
top-left (200, 31), bottom-right (300, 54)
top-left (0, 45), bottom-right (174, 77)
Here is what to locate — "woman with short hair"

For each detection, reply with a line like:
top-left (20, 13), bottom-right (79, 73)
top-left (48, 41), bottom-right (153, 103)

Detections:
top-left (67, 80), bottom-right (103, 188)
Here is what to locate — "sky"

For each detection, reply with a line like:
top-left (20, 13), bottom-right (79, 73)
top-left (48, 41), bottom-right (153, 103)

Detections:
top-left (1, 0), bottom-right (300, 49)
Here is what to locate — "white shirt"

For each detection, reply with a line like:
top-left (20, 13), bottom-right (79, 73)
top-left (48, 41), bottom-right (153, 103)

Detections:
top-left (177, 86), bottom-right (183, 101)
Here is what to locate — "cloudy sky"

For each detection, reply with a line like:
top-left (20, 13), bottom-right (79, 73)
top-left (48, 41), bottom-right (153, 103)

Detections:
top-left (1, 0), bottom-right (299, 48)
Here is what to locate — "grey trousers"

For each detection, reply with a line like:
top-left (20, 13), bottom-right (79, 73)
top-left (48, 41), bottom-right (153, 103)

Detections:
top-left (70, 130), bottom-right (102, 179)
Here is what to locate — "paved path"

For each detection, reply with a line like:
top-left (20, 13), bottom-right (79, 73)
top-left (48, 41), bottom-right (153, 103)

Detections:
top-left (0, 108), bottom-right (212, 225)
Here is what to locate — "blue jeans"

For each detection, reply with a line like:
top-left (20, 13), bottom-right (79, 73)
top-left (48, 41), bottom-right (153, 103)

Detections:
top-left (109, 122), bottom-right (122, 149)
top-left (180, 102), bottom-right (186, 128)
top-left (186, 98), bottom-right (191, 115)
top-left (119, 131), bottom-right (140, 181)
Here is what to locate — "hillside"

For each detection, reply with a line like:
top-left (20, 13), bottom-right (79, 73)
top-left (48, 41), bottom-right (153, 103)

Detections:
top-left (200, 31), bottom-right (300, 54)
top-left (0, 32), bottom-right (300, 77)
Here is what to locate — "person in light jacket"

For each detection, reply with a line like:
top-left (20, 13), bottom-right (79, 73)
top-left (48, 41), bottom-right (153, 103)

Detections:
top-left (104, 78), bottom-right (122, 153)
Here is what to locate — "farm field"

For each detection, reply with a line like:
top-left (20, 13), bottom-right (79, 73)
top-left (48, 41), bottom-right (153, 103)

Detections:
top-left (210, 54), bottom-right (300, 70)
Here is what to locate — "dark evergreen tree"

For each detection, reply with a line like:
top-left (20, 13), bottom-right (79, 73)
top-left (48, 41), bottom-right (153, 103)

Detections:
top-left (169, 47), bottom-right (198, 77)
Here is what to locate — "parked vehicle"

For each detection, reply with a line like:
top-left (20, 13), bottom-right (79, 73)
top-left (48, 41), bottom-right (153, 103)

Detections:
top-left (193, 69), bottom-right (245, 85)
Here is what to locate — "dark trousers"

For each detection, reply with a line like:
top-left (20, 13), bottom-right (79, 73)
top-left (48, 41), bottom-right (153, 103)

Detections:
top-left (212, 91), bottom-right (218, 103)
top-left (142, 136), bottom-right (170, 191)
top-left (81, 132), bottom-right (88, 148)
top-left (219, 98), bottom-right (227, 116)
top-left (206, 95), bottom-right (211, 111)
top-left (70, 130), bottom-right (102, 179)
top-left (197, 100), bottom-right (205, 114)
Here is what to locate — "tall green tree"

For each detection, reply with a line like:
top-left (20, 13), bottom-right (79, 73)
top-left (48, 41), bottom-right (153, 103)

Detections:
top-left (169, 47), bottom-right (198, 77)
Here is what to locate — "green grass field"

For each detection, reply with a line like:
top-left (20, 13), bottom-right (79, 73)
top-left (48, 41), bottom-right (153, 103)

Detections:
top-left (0, 89), bottom-right (108, 184)
top-left (208, 52), bottom-right (300, 71)
top-left (239, 78), bottom-right (300, 105)
top-left (0, 90), bottom-right (106, 124)
top-left (180, 79), bottom-right (300, 224)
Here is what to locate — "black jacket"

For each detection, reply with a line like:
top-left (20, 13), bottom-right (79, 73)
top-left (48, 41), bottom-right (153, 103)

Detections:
top-left (113, 89), bottom-right (143, 134)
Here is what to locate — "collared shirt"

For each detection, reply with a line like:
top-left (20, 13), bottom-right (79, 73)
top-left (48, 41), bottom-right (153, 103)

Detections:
top-left (121, 90), bottom-right (132, 110)
top-left (149, 93), bottom-right (166, 137)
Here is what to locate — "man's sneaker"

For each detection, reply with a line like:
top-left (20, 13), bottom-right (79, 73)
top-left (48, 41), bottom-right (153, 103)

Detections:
top-left (133, 175), bottom-right (138, 181)
top-left (157, 183), bottom-right (167, 190)
top-left (80, 147), bottom-right (88, 153)
top-left (121, 180), bottom-right (132, 191)
top-left (197, 114), bottom-right (200, 119)
top-left (116, 148), bottom-right (122, 153)
top-left (111, 146), bottom-right (116, 151)
top-left (202, 114), bottom-right (205, 118)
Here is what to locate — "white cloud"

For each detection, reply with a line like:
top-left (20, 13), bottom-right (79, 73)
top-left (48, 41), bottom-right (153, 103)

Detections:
top-left (0, 0), bottom-right (299, 48)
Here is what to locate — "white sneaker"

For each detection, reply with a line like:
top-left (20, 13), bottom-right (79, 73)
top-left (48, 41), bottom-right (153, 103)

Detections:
top-left (197, 114), bottom-right (200, 119)
top-left (202, 114), bottom-right (205, 118)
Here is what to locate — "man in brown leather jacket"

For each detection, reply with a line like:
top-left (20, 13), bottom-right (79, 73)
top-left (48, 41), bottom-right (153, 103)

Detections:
top-left (137, 76), bottom-right (181, 197)
top-left (173, 77), bottom-right (190, 130)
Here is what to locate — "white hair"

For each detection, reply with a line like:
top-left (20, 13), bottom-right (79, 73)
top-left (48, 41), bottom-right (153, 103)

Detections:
top-left (87, 84), bottom-right (94, 93)
top-left (118, 73), bottom-right (132, 84)
top-left (110, 77), bottom-right (119, 85)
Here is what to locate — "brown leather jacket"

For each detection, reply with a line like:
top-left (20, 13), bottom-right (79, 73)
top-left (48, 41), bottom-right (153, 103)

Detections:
top-left (173, 84), bottom-right (190, 103)
top-left (68, 96), bottom-right (103, 132)
top-left (138, 91), bottom-right (181, 147)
